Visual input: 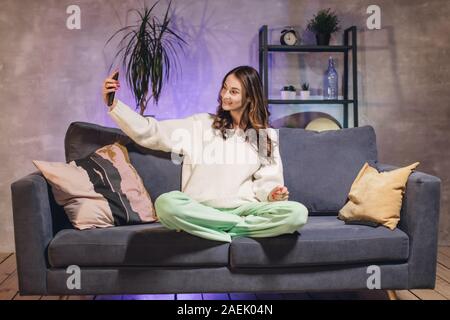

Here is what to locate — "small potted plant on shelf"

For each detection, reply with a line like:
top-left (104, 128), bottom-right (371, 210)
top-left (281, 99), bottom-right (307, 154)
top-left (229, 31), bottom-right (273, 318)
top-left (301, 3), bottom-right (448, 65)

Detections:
top-left (300, 82), bottom-right (310, 99)
top-left (280, 85), bottom-right (296, 100)
top-left (306, 8), bottom-right (340, 46)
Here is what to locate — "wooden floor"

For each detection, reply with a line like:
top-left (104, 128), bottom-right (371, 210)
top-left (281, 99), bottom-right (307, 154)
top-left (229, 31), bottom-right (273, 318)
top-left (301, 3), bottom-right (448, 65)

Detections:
top-left (1, 246), bottom-right (450, 300)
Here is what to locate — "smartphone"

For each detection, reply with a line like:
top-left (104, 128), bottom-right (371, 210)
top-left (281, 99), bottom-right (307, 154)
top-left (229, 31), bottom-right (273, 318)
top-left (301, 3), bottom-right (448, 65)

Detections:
top-left (107, 71), bottom-right (119, 106)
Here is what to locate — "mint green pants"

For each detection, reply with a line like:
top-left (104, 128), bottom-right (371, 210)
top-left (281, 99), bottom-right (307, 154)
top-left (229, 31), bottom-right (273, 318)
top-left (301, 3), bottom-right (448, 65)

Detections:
top-left (154, 191), bottom-right (308, 243)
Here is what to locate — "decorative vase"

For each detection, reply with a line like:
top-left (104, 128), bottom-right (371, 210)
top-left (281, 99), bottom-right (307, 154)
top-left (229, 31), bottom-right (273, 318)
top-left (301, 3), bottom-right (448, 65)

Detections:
top-left (316, 33), bottom-right (331, 45)
top-left (324, 56), bottom-right (338, 99)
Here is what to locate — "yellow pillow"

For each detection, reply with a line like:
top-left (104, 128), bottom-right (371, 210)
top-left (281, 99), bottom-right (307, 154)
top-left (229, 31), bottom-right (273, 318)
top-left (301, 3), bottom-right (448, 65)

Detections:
top-left (338, 162), bottom-right (420, 230)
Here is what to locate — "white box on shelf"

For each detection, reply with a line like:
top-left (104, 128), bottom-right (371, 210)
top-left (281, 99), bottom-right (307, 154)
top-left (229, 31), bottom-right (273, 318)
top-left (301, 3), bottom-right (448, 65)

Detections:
top-left (300, 91), bottom-right (310, 99)
top-left (280, 91), bottom-right (296, 100)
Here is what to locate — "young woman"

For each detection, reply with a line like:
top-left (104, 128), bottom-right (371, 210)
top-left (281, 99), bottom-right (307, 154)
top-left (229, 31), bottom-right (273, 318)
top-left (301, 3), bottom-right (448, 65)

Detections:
top-left (102, 65), bottom-right (308, 242)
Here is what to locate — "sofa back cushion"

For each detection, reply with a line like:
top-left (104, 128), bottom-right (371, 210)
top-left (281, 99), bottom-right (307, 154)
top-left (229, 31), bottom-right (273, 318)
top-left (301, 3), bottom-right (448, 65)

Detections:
top-left (279, 126), bottom-right (378, 215)
top-left (65, 122), bottom-right (182, 202)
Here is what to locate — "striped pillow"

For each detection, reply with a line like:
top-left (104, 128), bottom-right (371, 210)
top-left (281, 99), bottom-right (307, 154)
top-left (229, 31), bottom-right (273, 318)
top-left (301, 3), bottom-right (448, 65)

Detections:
top-left (33, 142), bottom-right (157, 230)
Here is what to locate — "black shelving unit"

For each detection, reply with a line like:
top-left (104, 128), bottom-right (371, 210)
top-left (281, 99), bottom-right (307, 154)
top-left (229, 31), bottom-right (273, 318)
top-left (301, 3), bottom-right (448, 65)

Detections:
top-left (259, 25), bottom-right (358, 128)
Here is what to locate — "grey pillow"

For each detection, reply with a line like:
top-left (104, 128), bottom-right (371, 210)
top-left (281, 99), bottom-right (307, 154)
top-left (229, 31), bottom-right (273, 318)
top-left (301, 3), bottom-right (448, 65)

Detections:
top-left (279, 126), bottom-right (378, 215)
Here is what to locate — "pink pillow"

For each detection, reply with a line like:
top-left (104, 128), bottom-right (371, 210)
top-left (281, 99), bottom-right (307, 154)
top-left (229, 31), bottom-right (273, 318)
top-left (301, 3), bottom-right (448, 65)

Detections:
top-left (33, 143), bottom-right (157, 230)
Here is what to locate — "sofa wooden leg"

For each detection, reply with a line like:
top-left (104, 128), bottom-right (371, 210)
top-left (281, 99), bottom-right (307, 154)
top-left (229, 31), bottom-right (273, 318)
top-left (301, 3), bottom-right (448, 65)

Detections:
top-left (386, 290), bottom-right (398, 300)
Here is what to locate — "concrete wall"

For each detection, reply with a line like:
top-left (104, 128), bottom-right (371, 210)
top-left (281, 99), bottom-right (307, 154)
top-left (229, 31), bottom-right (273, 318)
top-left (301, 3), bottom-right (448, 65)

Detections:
top-left (0, 0), bottom-right (448, 251)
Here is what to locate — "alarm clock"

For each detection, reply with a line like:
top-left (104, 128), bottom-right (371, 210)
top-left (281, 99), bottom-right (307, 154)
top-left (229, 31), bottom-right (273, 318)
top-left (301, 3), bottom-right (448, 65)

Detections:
top-left (280, 28), bottom-right (299, 46)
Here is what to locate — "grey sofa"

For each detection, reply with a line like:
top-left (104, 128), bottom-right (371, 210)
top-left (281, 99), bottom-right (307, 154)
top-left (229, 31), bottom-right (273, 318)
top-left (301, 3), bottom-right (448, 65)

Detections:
top-left (11, 122), bottom-right (441, 296)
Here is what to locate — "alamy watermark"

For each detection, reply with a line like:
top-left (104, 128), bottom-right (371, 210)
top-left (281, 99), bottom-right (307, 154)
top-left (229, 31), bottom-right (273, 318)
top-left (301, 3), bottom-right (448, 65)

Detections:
top-left (64, 5), bottom-right (380, 32)
top-left (366, 5), bottom-right (381, 30)
top-left (167, 124), bottom-right (280, 167)
top-left (366, 265), bottom-right (381, 289)
top-left (66, 5), bottom-right (81, 30)
top-left (66, 265), bottom-right (81, 290)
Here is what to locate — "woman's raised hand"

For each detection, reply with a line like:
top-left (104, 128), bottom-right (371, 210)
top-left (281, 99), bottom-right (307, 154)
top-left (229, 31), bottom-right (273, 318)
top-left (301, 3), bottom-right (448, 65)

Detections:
top-left (102, 71), bottom-right (120, 107)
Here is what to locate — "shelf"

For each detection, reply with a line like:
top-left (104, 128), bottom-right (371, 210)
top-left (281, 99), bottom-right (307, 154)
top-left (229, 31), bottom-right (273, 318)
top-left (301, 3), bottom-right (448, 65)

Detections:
top-left (269, 99), bottom-right (355, 105)
top-left (259, 25), bottom-right (358, 128)
top-left (265, 45), bottom-right (352, 53)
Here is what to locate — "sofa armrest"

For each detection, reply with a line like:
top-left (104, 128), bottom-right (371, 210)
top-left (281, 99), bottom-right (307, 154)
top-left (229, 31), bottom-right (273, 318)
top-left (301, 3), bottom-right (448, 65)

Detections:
top-left (378, 163), bottom-right (441, 288)
top-left (11, 171), bottom-right (54, 295)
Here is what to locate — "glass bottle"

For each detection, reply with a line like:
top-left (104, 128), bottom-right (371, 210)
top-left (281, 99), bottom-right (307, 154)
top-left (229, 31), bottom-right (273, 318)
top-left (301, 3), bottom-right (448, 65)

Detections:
top-left (324, 56), bottom-right (338, 99)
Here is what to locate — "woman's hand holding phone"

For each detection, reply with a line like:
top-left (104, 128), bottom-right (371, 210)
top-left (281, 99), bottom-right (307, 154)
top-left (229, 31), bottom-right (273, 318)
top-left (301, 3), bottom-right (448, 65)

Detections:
top-left (102, 71), bottom-right (120, 108)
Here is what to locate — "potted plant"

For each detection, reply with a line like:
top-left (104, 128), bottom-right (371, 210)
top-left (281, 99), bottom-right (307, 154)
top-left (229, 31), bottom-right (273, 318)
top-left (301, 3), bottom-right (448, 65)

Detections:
top-left (280, 85), bottom-right (296, 100)
top-left (306, 8), bottom-right (340, 46)
top-left (105, 0), bottom-right (187, 115)
top-left (300, 82), bottom-right (310, 99)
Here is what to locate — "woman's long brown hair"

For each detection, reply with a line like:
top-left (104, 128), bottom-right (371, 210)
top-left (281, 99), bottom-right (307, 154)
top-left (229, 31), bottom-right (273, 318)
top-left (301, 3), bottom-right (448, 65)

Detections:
top-left (211, 66), bottom-right (276, 161)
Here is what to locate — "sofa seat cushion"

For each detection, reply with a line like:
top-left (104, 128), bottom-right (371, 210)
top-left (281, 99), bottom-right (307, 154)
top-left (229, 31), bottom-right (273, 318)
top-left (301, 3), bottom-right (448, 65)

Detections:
top-left (229, 216), bottom-right (409, 268)
top-left (48, 223), bottom-right (229, 268)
